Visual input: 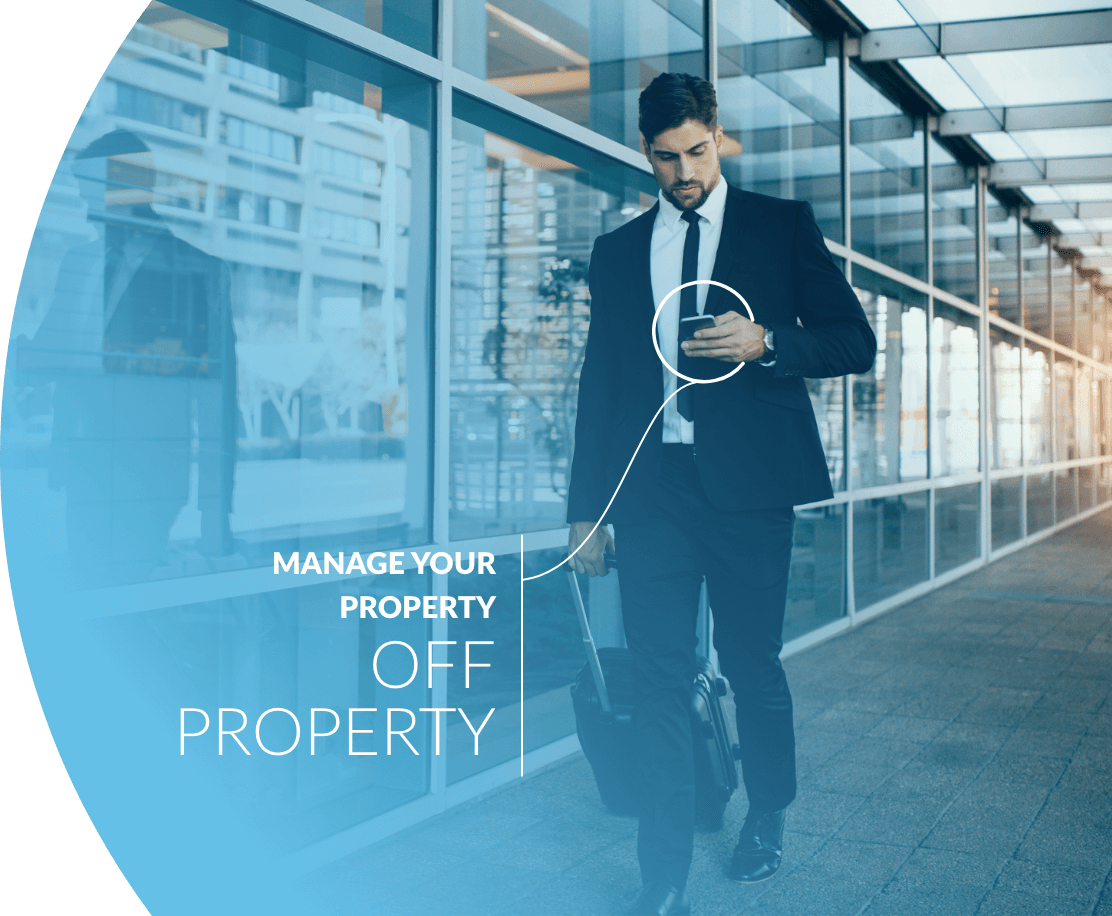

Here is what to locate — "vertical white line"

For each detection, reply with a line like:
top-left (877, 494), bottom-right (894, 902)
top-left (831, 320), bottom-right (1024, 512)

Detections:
top-left (520, 534), bottom-right (525, 778)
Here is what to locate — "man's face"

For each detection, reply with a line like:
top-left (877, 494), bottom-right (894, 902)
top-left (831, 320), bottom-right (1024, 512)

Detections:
top-left (644, 118), bottom-right (724, 211)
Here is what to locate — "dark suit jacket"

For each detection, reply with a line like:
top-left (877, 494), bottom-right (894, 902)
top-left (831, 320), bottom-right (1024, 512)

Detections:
top-left (566, 182), bottom-right (876, 525)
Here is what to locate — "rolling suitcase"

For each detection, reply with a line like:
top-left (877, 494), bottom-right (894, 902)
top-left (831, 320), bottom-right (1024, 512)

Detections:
top-left (567, 564), bottom-right (741, 830)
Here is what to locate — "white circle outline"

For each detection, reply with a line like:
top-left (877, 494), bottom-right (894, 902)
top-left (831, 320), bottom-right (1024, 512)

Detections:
top-left (651, 280), bottom-right (756, 384)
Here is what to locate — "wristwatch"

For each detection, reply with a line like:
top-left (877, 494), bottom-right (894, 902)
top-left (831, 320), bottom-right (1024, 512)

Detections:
top-left (758, 326), bottom-right (776, 364)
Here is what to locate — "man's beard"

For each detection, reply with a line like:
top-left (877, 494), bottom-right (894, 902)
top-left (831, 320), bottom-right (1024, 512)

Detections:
top-left (663, 172), bottom-right (719, 211)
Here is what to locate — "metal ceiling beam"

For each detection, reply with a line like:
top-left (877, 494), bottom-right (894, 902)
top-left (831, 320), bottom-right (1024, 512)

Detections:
top-left (940, 100), bottom-right (1112, 136)
top-left (859, 10), bottom-right (1112, 62)
top-left (989, 156), bottom-right (1112, 187)
top-left (1029, 202), bottom-right (1112, 221)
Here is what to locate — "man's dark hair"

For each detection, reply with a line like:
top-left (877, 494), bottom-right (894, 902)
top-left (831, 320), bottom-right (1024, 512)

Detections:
top-left (638, 73), bottom-right (717, 145)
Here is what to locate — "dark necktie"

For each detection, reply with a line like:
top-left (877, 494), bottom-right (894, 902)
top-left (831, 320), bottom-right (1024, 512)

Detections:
top-left (677, 208), bottom-right (700, 421)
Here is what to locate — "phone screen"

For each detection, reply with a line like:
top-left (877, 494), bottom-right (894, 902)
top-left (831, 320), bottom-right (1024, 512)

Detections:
top-left (679, 315), bottom-right (716, 342)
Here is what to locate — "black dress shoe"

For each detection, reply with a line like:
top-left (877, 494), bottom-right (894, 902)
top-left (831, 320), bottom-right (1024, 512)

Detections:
top-left (624, 881), bottom-right (691, 915)
top-left (727, 806), bottom-right (786, 883)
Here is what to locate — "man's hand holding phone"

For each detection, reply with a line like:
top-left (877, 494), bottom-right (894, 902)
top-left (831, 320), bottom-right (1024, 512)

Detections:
top-left (682, 311), bottom-right (766, 363)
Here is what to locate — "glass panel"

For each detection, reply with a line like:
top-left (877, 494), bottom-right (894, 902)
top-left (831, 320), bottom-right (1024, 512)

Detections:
top-left (1022, 341), bottom-right (1052, 466)
top-left (1021, 227), bottom-right (1050, 339)
top-left (1054, 355), bottom-right (1076, 461)
top-left (1051, 254), bottom-right (1074, 349)
top-left (935, 482), bottom-right (980, 574)
top-left (454, 0), bottom-right (705, 153)
top-left (1078, 364), bottom-right (1095, 460)
top-left (1094, 294), bottom-right (1106, 363)
top-left (1101, 376), bottom-right (1111, 458)
top-left (849, 67), bottom-right (924, 280)
top-left (930, 138), bottom-right (976, 303)
top-left (717, 0), bottom-right (842, 242)
top-left (989, 326), bottom-right (1022, 469)
top-left (305, 0), bottom-right (435, 55)
top-left (1079, 463), bottom-right (1095, 512)
top-left (1026, 471), bottom-right (1054, 533)
top-left (446, 547), bottom-right (613, 784)
top-left (101, 573), bottom-right (431, 844)
top-left (785, 504), bottom-right (845, 642)
top-left (7, 0), bottom-right (435, 587)
top-left (449, 96), bottom-right (657, 540)
top-left (853, 491), bottom-right (929, 610)
top-left (931, 301), bottom-right (980, 477)
top-left (986, 207), bottom-right (1019, 326)
top-left (851, 268), bottom-right (927, 488)
top-left (809, 375), bottom-right (846, 493)
top-left (1076, 279), bottom-right (1093, 359)
top-left (990, 476), bottom-right (1022, 551)
top-left (944, 44), bottom-right (1112, 107)
top-left (1099, 461), bottom-right (1112, 505)
top-left (1055, 467), bottom-right (1078, 522)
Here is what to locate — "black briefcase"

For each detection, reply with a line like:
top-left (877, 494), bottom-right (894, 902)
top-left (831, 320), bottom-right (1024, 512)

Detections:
top-left (567, 565), bottom-right (741, 830)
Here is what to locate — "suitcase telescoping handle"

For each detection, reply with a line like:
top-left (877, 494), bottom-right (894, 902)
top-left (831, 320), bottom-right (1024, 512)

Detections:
top-left (565, 554), bottom-right (617, 715)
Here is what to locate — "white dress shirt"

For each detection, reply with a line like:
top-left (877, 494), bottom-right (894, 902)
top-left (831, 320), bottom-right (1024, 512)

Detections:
top-left (651, 176), bottom-right (728, 444)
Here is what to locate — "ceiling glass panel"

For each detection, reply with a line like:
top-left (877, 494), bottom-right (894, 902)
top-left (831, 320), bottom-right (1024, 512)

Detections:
top-left (986, 128), bottom-right (1112, 160)
top-left (899, 57), bottom-right (983, 110)
top-left (947, 46), bottom-right (1112, 107)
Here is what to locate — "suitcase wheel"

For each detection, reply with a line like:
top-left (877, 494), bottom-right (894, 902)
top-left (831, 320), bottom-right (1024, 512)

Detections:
top-left (732, 743), bottom-right (742, 760)
top-left (715, 677), bottom-right (728, 697)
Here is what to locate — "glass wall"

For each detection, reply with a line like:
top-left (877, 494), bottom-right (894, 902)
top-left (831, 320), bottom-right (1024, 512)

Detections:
top-left (931, 302), bottom-right (980, 478)
top-left (989, 327), bottom-right (1022, 470)
top-left (1021, 227), bottom-right (1050, 339)
top-left (986, 208), bottom-right (1019, 326)
top-left (716, 1), bottom-right (841, 241)
top-left (851, 269), bottom-right (928, 487)
top-left (454, 0), bottom-right (705, 153)
top-left (849, 68), bottom-right (924, 280)
top-left (935, 482), bottom-right (980, 574)
top-left (930, 139), bottom-right (976, 302)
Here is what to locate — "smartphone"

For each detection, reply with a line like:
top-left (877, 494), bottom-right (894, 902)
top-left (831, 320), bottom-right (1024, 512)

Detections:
top-left (679, 315), bottom-right (716, 342)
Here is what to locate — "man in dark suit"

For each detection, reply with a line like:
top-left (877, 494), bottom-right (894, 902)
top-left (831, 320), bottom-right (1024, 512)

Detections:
top-left (567, 73), bottom-right (875, 915)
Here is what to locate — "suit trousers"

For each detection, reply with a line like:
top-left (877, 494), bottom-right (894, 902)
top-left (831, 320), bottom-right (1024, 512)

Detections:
top-left (615, 444), bottom-right (797, 890)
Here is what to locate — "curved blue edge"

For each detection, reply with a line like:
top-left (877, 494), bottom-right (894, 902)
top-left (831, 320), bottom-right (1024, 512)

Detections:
top-left (0, 3), bottom-right (441, 912)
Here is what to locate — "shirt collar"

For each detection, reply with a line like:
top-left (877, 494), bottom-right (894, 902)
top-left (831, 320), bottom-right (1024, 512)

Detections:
top-left (656, 174), bottom-right (728, 233)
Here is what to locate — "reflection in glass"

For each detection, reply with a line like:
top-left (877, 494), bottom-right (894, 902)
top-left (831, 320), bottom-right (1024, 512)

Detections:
top-left (1076, 279), bottom-right (1092, 359)
top-left (1079, 463), bottom-right (1095, 512)
top-left (989, 326), bottom-right (1021, 469)
top-left (986, 208), bottom-right (1018, 326)
top-left (7, 0), bottom-right (434, 588)
top-left (305, 0), bottom-right (435, 55)
top-left (1056, 467), bottom-right (1078, 522)
top-left (1052, 254), bottom-right (1074, 349)
top-left (1079, 365), bottom-right (1095, 460)
top-left (935, 483), bottom-right (980, 574)
top-left (1027, 471), bottom-right (1054, 533)
top-left (1054, 356), bottom-right (1076, 461)
top-left (785, 504), bottom-right (845, 641)
top-left (1099, 461), bottom-right (1112, 505)
top-left (1021, 226), bottom-right (1049, 339)
top-left (851, 270), bottom-right (927, 487)
top-left (930, 139), bottom-right (976, 303)
top-left (850, 68), bottom-right (924, 280)
top-left (991, 476), bottom-right (1021, 551)
top-left (454, 0), bottom-right (705, 153)
top-left (1022, 342), bottom-right (1052, 466)
top-left (96, 569), bottom-right (429, 847)
top-left (449, 98), bottom-right (656, 540)
top-left (853, 492), bottom-right (928, 610)
top-left (931, 302), bottom-right (979, 477)
top-left (447, 548), bottom-right (622, 785)
top-left (717, 2), bottom-right (841, 241)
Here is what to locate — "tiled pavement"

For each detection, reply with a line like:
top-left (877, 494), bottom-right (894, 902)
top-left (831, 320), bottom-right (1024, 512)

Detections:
top-left (310, 508), bottom-right (1112, 915)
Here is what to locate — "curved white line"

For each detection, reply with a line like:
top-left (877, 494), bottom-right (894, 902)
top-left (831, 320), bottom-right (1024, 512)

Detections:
top-left (522, 381), bottom-right (696, 582)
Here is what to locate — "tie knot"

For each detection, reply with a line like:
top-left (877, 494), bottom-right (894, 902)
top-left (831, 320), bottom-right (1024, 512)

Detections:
top-left (681, 209), bottom-right (700, 226)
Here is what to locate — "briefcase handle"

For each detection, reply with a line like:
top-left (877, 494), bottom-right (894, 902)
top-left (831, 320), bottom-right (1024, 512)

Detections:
top-left (565, 553), bottom-right (616, 715)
